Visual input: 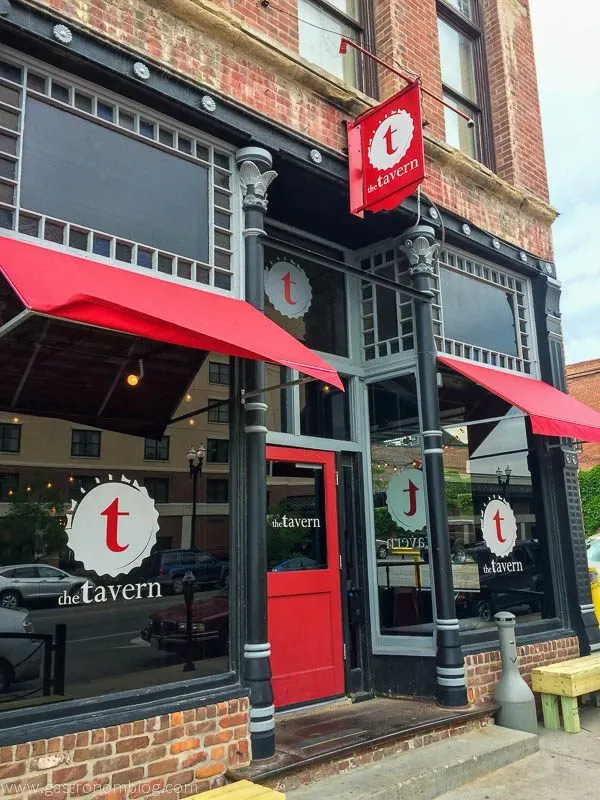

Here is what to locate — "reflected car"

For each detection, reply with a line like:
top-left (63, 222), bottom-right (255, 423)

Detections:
top-left (0, 607), bottom-right (42, 692)
top-left (141, 588), bottom-right (228, 654)
top-left (376, 540), bottom-right (390, 559)
top-left (0, 565), bottom-right (95, 609)
top-left (271, 556), bottom-right (320, 572)
top-left (453, 541), bottom-right (544, 621)
top-left (146, 550), bottom-right (229, 594)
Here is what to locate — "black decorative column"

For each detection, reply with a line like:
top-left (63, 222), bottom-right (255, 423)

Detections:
top-left (235, 146), bottom-right (277, 759)
top-left (399, 225), bottom-right (468, 707)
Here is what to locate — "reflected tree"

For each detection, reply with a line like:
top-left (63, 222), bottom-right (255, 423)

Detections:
top-left (0, 485), bottom-right (68, 563)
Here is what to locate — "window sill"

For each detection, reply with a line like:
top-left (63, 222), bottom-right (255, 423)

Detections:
top-left (460, 617), bottom-right (572, 655)
top-left (0, 671), bottom-right (244, 746)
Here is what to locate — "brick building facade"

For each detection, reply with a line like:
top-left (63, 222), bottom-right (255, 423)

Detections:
top-left (0, 0), bottom-right (598, 797)
top-left (566, 359), bottom-right (600, 471)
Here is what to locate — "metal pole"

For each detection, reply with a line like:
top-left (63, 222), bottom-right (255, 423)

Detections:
top-left (236, 146), bottom-right (277, 760)
top-left (190, 469), bottom-right (198, 550)
top-left (399, 225), bottom-right (468, 707)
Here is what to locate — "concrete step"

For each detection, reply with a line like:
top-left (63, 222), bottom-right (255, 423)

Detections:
top-left (285, 725), bottom-right (539, 800)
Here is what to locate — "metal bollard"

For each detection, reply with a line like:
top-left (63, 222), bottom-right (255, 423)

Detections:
top-left (492, 611), bottom-right (538, 734)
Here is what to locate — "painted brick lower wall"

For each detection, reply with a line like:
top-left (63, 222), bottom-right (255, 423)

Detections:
top-left (0, 699), bottom-right (250, 800)
top-left (466, 636), bottom-right (580, 705)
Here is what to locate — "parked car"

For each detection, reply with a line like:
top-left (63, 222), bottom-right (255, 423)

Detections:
top-left (141, 588), bottom-right (228, 654)
top-left (0, 564), bottom-right (94, 609)
top-left (146, 550), bottom-right (229, 594)
top-left (0, 607), bottom-right (42, 692)
top-left (453, 541), bottom-right (544, 621)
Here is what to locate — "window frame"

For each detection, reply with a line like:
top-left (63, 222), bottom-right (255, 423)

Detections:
top-left (206, 477), bottom-right (229, 504)
top-left (0, 423), bottom-right (21, 453)
top-left (437, 0), bottom-right (495, 168)
top-left (71, 429), bottom-right (101, 458)
top-left (143, 477), bottom-right (169, 504)
top-left (206, 438), bottom-right (229, 464)
top-left (209, 362), bottom-right (230, 385)
top-left (144, 436), bottom-right (170, 461)
top-left (208, 398), bottom-right (230, 424)
top-left (297, 0), bottom-right (378, 97)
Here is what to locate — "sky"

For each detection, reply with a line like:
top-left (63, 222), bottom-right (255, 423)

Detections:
top-left (529, 1), bottom-right (600, 365)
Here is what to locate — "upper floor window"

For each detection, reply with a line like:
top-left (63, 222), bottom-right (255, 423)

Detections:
top-left (144, 477), bottom-right (169, 504)
top-left (209, 362), bottom-right (230, 385)
top-left (0, 423), bottom-right (21, 453)
top-left (71, 429), bottom-right (101, 458)
top-left (0, 473), bottom-right (18, 500)
top-left (144, 436), bottom-right (170, 461)
top-left (207, 438), bottom-right (229, 464)
top-left (208, 399), bottom-right (229, 424)
top-left (0, 52), bottom-right (235, 292)
top-left (437, 1), bottom-right (492, 165)
top-left (298, 0), bottom-right (376, 94)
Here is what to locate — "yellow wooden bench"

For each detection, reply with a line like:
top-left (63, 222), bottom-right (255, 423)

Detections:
top-left (531, 653), bottom-right (600, 733)
top-left (189, 780), bottom-right (285, 799)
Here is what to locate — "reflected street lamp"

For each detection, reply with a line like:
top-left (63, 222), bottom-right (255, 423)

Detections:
top-left (187, 444), bottom-right (206, 550)
top-left (182, 570), bottom-right (196, 673)
top-left (496, 466), bottom-right (512, 496)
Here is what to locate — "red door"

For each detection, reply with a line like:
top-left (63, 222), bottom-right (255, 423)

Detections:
top-left (266, 446), bottom-right (344, 708)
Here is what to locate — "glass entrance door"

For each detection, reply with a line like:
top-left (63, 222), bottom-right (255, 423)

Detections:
top-left (266, 446), bottom-right (344, 708)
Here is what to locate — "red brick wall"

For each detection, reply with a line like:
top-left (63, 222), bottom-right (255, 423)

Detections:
top-left (465, 636), bottom-right (580, 704)
top-left (28, 0), bottom-right (554, 259)
top-left (483, 0), bottom-right (549, 201)
top-left (566, 360), bottom-right (600, 472)
top-left (0, 699), bottom-right (249, 800)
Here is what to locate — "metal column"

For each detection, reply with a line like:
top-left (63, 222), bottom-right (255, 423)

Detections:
top-left (235, 146), bottom-right (278, 758)
top-left (399, 224), bottom-right (468, 707)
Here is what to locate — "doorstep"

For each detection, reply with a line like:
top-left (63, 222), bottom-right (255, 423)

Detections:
top-left (227, 697), bottom-right (497, 793)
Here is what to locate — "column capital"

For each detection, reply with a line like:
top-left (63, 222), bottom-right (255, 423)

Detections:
top-left (235, 147), bottom-right (277, 212)
top-left (398, 224), bottom-right (439, 277)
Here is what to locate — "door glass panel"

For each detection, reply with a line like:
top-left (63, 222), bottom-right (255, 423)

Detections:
top-left (267, 461), bottom-right (327, 572)
top-left (368, 374), bottom-right (433, 637)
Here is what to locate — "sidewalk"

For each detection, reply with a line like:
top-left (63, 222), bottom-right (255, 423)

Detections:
top-left (438, 707), bottom-right (600, 800)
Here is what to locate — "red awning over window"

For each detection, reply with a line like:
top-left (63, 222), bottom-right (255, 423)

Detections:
top-left (439, 354), bottom-right (600, 443)
top-left (0, 236), bottom-right (341, 438)
top-left (0, 235), bottom-right (342, 388)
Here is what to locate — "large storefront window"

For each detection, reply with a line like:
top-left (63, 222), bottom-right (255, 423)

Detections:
top-left (439, 368), bottom-right (555, 629)
top-left (0, 359), bottom-right (231, 709)
top-left (368, 374), bottom-right (434, 638)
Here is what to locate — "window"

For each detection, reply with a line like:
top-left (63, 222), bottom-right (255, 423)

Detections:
top-left (264, 245), bottom-right (349, 357)
top-left (143, 477), bottom-right (169, 504)
top-left (209, 362), bottom-right (230, 385)
top-left (0, 472), bottom-right (18, 500)
top-left (0, 53), bottom-right (235, 290)
top-left (437, 0), bottom-right (492, 165)
top-left (439, 372), bottom-right (556, 630)
top-left (208, 399), bottom-right (229, 424)
top-left (144, 436), bottom-right (170, 461)
top-left (297, 0), bottom-right (376, 94)
top-left (206, 478), bottom-right (229, 503)
top-left (0, 423), bottom-right (21, 453)
top-left (71, 430), bottom-right (101, 457)
top-left (207, 439), bottom-right (229, 463)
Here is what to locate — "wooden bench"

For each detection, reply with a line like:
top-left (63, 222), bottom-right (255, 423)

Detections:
top-left (189, 780), bottom-right (285, 799)
top-left (531, 653), bottom-right (600, 733)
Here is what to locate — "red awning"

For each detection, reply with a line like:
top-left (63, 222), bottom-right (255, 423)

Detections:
top-left (439, 354), bottom-right (600, 442)
top-left (0, 235), bottom-right (341, 389)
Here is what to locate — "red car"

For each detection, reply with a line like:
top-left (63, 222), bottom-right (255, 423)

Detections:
top-left (141, 589), bottom-right (228, 655)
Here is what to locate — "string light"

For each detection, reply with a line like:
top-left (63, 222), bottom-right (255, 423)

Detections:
top-left (185, 393), bottom-right (192, 402)
top-left (8, 489), bottom-right (13, 497)
top-left (11, 417), bottom-right (19, 424)
top-left (68, 476), bottom-right (75, 483)
top-left (188, 418), bottom-right (196, 426)
top-left (26, 486), bottom-right (32, 493)
top-left (46, 482), bottom-right (53, 489)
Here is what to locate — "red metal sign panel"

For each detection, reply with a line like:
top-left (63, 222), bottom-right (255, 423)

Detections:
top-left (347, 82), bottom-right (425, 217)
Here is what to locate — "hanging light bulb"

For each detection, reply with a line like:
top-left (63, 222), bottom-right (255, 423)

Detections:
top-left (188, 418), bottom-right (196, 426)
top-left (125, 359), bottom-right (144, 387)
top-left (46, 482), bottom-right (53, 489)
top-left (185, 393), bottom-right (192, 402)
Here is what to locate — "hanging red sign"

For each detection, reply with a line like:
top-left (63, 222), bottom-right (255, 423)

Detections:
top-left (347, 81), bottom-right (425, 217)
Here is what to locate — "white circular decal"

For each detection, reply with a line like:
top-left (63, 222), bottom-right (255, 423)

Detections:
top-left (368, 110), bottom-right (415, 172)
top-left (265, 260), bottom-right (312, 319)
top-left (481, 497), bottom-right (517, 558)
top-left (386, 468), bottom-right (426, 533)
top-left (66, 476), bottom-right (159, 577)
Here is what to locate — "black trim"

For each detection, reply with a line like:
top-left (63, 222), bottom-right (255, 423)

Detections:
top-left (461, 624), bottom-right (576, 656)
top-left (0, 679), bottom-right (247, 746)
top-left (2, 0), bottom-right (550, 273)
